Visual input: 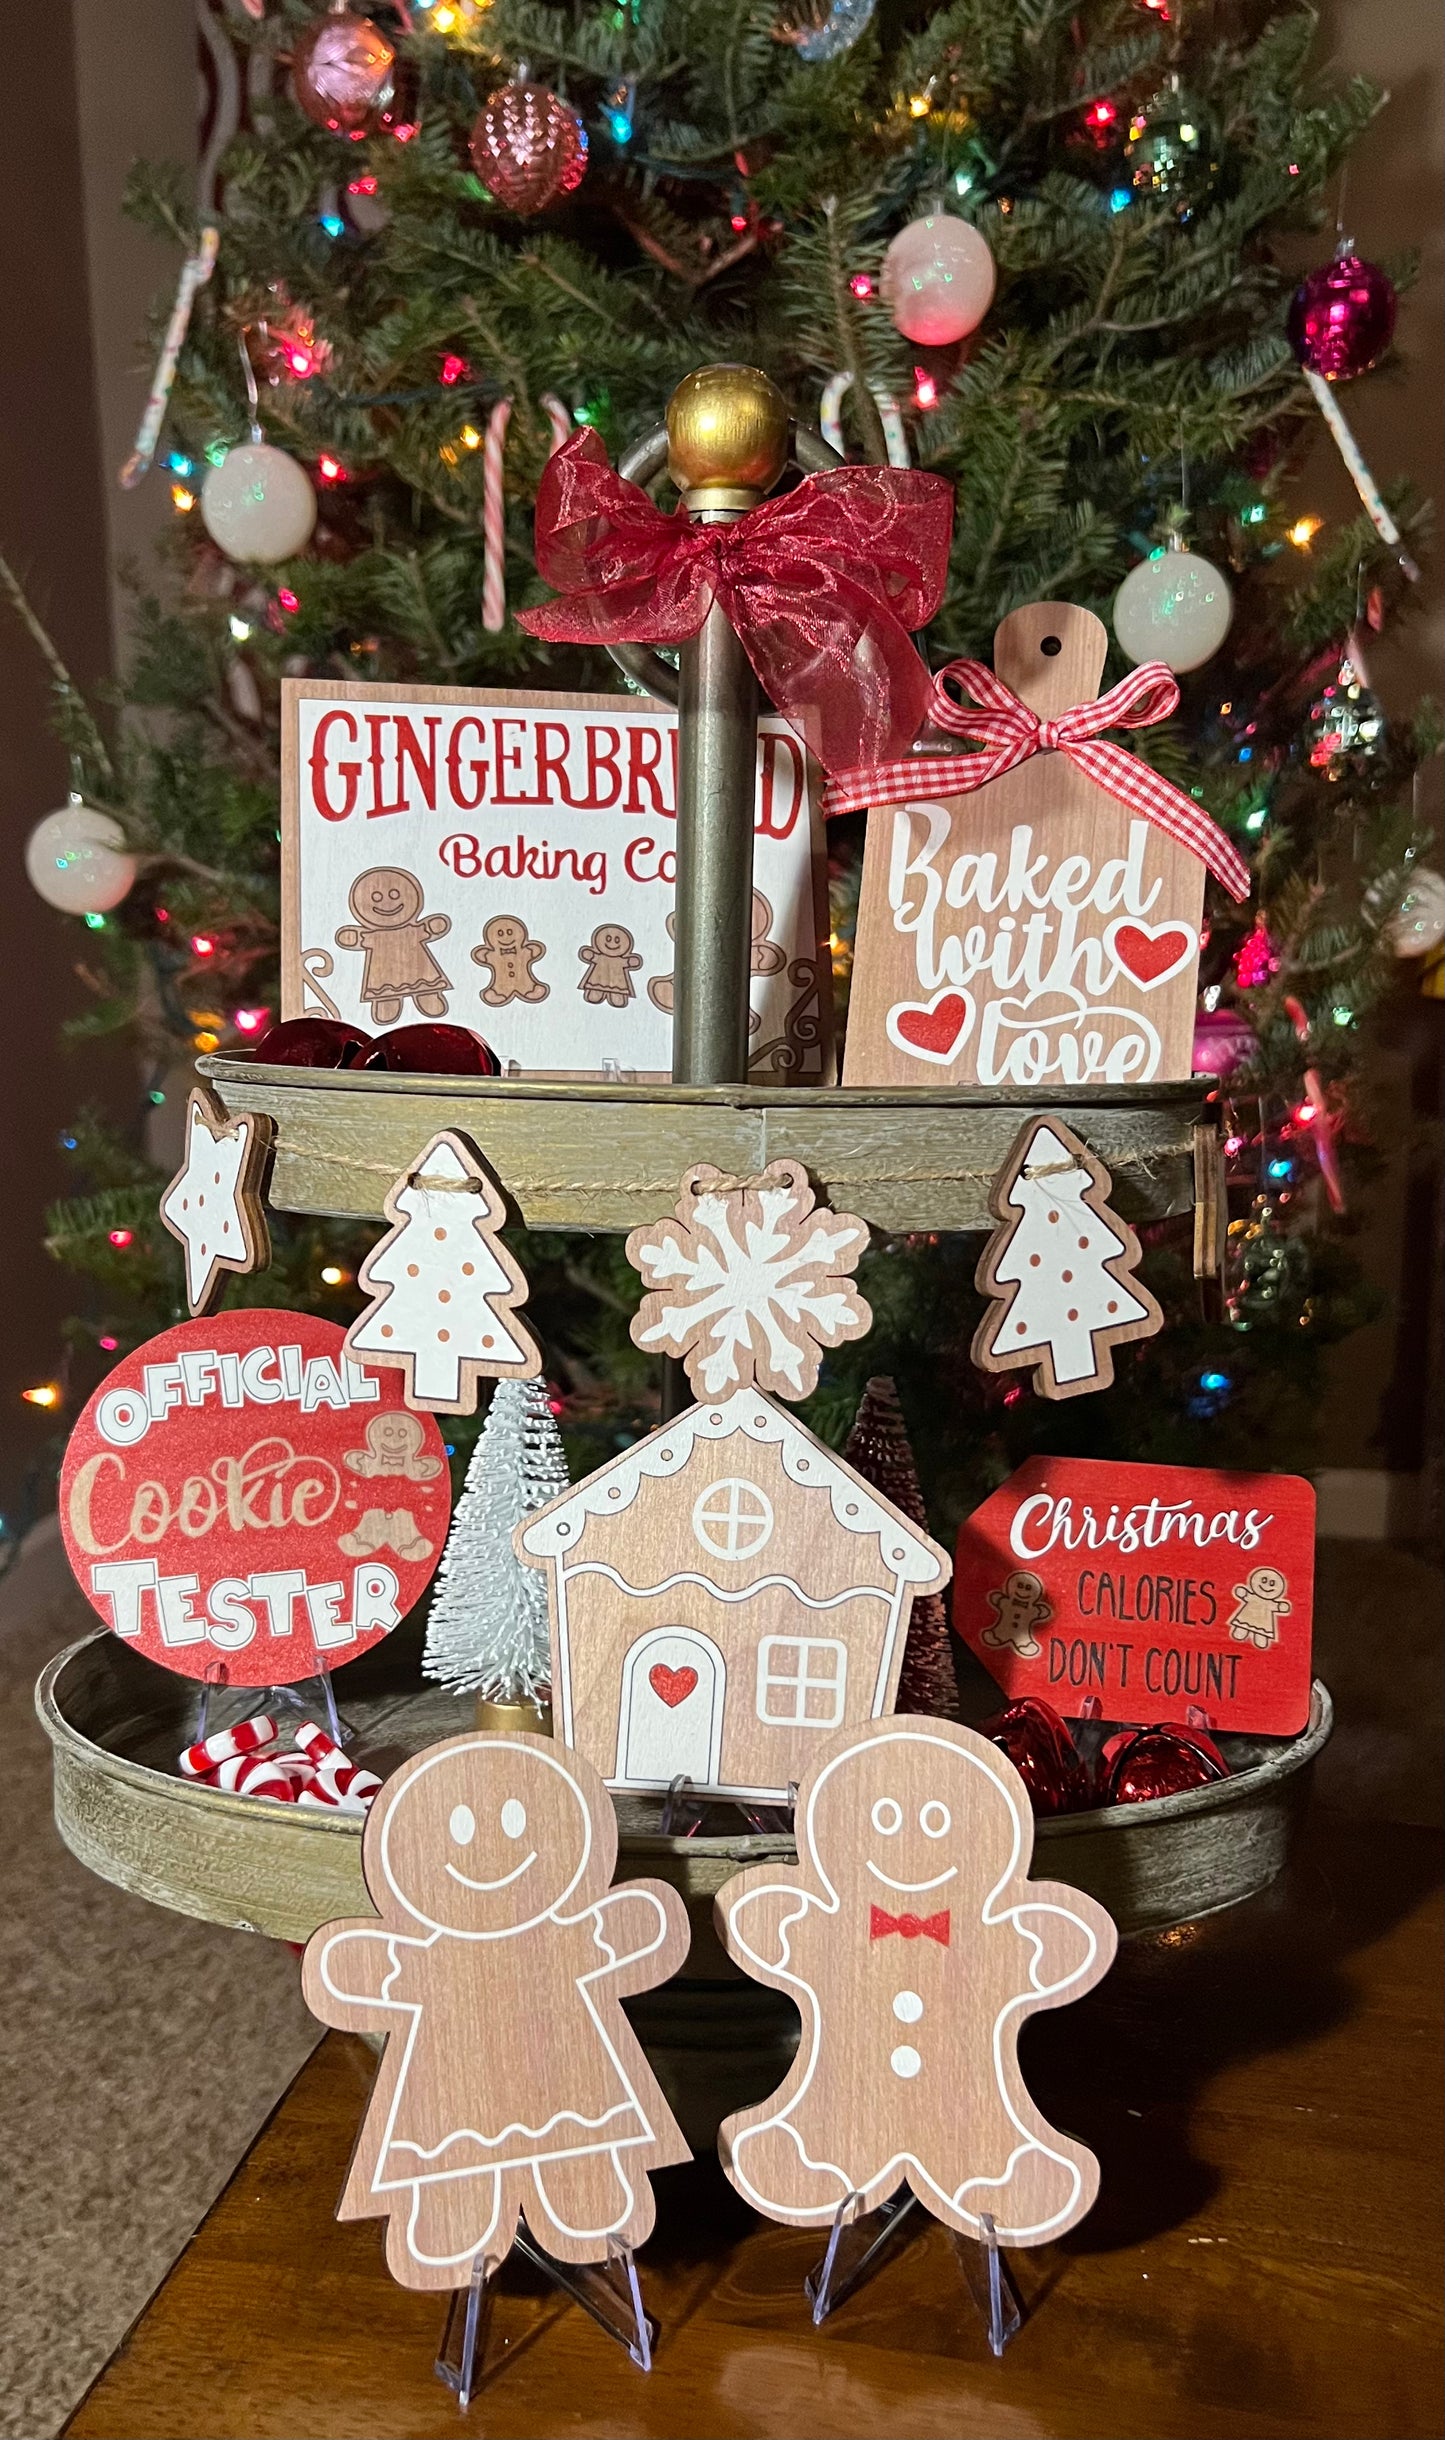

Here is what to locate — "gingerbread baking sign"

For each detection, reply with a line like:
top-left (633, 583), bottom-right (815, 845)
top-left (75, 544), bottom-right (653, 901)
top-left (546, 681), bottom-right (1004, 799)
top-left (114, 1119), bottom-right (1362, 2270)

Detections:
top-left (59, 1312), bottom-right (450, 1684)
top-left (954, 1456), bottom-right (1315, 1734)
top-left (838, 602), bottom-right (1250, 1089)
top-left (281, 680), bottom-right (830, 1079)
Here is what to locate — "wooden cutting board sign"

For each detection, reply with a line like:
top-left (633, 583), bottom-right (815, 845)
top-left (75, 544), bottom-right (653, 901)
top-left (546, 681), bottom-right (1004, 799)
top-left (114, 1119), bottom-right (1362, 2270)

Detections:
top-left (843, 603), bottom-right (1205, 1090)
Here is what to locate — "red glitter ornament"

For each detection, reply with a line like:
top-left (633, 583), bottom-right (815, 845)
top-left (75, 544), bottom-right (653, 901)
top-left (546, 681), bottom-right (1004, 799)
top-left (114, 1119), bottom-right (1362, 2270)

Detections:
top-left (1232, 922), bottom-right (1280, 991)
top-left (469, 81), bottom-right (589, 216)
top-left (1098, 1723), bottom-right (1228, 1805)
top-left (978, 1697), bottom-right (1088, 1816)
top-left (1287, 243), bottom-right (1397, 384)
top-left (292, 8), bottom-right (408, 142)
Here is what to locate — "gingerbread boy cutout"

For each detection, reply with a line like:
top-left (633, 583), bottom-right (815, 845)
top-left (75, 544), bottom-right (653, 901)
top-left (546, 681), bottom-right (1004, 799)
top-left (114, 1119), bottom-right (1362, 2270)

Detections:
top-left (715, 1717), bottom-right (1115, 2245)
top-left (302, 1731), bottom-right (692, 2291)
top-left (649, 893), bottom-right (785, 1036)
top-left (335, 867), bottom-right (452, 1024)
top-left (340, 1415), bottom-right (442, 1565)
top-left (1229, 1565), bottom-right (1292, 1649)
top-left (982, 1569), bottom-right (1052, 1659)
top-left (472, 913), bottom-right (549, 1007)
top-left (578, 923), bottom-right (642, 1008)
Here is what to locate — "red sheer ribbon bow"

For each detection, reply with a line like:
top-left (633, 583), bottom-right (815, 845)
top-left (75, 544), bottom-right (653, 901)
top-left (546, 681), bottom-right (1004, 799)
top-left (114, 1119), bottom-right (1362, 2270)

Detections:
top-left (516, 428), bottom-right (955, 773)
top-left (824, 657), bottom-right (1251, 900)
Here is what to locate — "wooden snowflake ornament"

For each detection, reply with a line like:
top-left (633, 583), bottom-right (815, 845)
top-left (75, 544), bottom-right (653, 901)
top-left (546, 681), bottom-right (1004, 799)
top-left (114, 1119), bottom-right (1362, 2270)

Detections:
top-left (345, 1130), bottom-right (541, 1414)
top-left (971, 1116), bottom-right (1163, 1400)
top-left (625, 1162), bottom-right (872, 1402)
top-left (159, 1084), bottom-right (273, 1315)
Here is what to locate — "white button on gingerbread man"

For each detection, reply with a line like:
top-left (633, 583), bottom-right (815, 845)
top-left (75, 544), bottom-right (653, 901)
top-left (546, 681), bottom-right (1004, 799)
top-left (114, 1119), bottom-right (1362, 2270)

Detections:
top-left (715, 1717), bottom-right (1116, 2246)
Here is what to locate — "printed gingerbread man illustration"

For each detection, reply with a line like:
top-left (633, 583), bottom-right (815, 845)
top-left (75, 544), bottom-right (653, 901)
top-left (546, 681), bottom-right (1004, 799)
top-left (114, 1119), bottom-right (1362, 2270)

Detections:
top-left (1229, 1565), bottom-right (1292, 1649)
top-left (579, 923), bottom-right (643, 1009)
top-left (335, 868), bottom-right (452, 1025)
top-left (649, 893), bottom-right (785, 1036)
top-left (344, 1412), bottom-right (445, 1483)
top-left (982, 1569), bottom-right (1052, 1659)
top-left (302, 1732), bottom-right (692, 2290)
top-left (472, 913), bottom-right (549, 1007)
top-left (715, 1718), bottom-right (1115, 2244)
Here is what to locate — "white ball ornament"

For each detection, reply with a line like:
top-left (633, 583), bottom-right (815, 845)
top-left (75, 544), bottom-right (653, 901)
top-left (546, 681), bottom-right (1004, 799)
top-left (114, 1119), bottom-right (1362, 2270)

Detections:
top-left (1113, 543), bottom-right (1233, 673)
top-left (200, 441), bottom-right (317, 564)
top-left (26, 796), bottom-right (137, 915)
top-left (880, 213), bottom-right (996, 348)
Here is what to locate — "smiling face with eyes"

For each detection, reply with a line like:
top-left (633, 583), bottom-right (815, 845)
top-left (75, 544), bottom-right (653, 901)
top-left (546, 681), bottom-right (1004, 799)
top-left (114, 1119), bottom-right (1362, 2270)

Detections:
top-left (807, 1727), bottom-right (1023, 1912)
top-left (377, 1741), bottom-right (592, 1936)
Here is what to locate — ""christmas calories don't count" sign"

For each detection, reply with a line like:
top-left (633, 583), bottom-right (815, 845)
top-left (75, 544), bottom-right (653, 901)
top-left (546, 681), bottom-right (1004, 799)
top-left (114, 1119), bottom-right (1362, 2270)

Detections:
top-left (953, 1456), bottom-right (1315, 1735)
top-left (60, 1313), bottom-right (450, 1685)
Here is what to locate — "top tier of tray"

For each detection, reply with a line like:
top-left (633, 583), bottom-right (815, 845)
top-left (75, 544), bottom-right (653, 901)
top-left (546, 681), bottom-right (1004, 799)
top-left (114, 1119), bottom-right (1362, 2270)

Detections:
top-left (200, 1057), bottom-right (1211, 1236)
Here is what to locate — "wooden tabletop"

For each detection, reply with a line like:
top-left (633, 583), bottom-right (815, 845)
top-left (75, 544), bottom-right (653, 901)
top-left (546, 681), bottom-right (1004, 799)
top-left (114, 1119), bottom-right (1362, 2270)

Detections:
top-left (68, 1808), bottom-right (1443, 2440)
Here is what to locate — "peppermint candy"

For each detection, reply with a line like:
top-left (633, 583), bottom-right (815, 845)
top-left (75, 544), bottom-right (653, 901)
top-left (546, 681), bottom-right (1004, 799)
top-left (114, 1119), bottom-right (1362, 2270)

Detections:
top-left (177, 1714), bottom-right (278, 1779)
top-left (210, 1750), bottom-right (295, 1802)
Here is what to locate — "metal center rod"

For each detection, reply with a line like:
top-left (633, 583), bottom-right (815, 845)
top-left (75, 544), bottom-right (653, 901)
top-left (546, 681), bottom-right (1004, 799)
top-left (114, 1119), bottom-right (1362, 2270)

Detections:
top-left (671, 505), bottom-right (757, 1088)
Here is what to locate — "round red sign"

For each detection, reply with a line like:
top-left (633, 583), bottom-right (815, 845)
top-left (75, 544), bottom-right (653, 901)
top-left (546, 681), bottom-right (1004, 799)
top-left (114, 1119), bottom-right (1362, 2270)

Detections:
top-left (60, 1311), bottom-right (451, 1685)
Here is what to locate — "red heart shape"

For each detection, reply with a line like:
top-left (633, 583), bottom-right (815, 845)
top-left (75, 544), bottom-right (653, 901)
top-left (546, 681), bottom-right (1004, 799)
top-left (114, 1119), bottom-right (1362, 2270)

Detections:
top-left (1111, 923), bottom-right (1193, 986)
top-left (895, 993), bottom-right (972, 1056)
top-left (649, 1663), bottom-right (698, 1709)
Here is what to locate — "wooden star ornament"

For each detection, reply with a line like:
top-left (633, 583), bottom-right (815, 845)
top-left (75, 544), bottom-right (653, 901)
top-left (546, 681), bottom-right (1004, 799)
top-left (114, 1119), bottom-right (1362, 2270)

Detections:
top-left (159, 1084), bottom-right (274, 1315)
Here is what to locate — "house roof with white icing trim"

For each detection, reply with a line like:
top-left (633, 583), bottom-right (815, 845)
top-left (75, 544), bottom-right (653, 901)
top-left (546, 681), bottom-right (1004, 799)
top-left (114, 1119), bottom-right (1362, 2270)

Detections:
top-left (518, 1390), bottom-right (947, 1585)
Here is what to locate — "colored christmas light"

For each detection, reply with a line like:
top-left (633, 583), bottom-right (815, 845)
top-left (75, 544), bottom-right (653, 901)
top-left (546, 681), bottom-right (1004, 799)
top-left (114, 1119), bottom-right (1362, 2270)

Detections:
top-left (233, 1006), bottom-right (271, 1034)
top-left (22, 1384), bottom-right (61, 1408)
top-left (439, 352), bottom-right (469, 385)
top-left (191, 933), bottom-right (216, 956)
top-left (108, 1228), bottom-right (134, 1248)
top-left (849, 273), bottom-right (873, 299)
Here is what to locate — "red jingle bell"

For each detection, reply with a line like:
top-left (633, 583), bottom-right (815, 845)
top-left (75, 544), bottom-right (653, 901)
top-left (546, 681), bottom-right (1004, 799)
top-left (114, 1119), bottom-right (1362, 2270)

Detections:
top-left (363, 1023), bottom-right (501, 1076)
top-left (1098, 1723), bottom-right (1229, 1806)
top-left (979, 1697), bottom-right (1089, 1817)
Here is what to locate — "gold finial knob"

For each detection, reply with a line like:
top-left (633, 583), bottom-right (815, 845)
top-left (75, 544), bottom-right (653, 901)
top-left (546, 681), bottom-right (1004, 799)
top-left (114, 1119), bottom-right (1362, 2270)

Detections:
top-left (666, 364), bottom-right (790, 500)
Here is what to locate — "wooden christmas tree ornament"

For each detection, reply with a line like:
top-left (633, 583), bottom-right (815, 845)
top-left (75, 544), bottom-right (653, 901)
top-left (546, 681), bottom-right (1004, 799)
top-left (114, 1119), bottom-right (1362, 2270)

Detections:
top-left (159, 1083), bottom-right (273, 1316)
top-left (972, 1115), bottom-right (1163, 1400)
top-left (625, 1162), bottom-right (872, 1403)
top-left (345, 1130), bottom-right (541, 1414)
top-left (714, 1715), bottom-right (1116, 2241)
top-left (302, 1730), bottom-right (692, 2290)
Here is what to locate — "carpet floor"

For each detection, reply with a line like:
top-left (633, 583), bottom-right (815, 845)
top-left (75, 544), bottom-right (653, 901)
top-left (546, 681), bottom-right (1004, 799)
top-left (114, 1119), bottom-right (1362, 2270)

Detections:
top-left (2, 1521), bottom-right (1439, 2438)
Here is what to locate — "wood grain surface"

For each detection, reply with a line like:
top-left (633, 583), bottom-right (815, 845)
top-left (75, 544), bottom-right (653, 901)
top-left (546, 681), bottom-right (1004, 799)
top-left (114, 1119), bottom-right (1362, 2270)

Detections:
top-left (65, 1807), bottom-right (1443, 2440)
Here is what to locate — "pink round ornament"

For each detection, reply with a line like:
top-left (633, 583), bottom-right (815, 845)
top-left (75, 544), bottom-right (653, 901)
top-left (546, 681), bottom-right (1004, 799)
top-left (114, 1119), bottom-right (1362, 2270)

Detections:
top-left (880, 213), bottom-right (996, 347)
top-left (292, 9), bottom-right (398, 140)
top-left (1192, 1005), bottom-right (1258, 1081)
top-left (470, 83), bottom-right (588, 216)
top-left (1287, 245), bottom-right (1396, 384)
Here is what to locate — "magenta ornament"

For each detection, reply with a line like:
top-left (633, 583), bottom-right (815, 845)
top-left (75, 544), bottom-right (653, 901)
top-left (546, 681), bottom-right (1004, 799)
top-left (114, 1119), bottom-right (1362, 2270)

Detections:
top-left (1287, 244), bottom-right (1397, 384)
top-left (1192, 1006), bottom-right (1258, 1080)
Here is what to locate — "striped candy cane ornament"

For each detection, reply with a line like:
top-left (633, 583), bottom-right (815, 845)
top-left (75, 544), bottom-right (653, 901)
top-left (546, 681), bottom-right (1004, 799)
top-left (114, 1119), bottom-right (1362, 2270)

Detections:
top-left (482, 392), bottom-right (573, 633)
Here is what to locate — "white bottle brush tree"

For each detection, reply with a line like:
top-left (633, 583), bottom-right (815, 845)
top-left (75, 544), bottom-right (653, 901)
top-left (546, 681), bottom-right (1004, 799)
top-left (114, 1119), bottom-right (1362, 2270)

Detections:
top-left (423, 1379), bottom-right (569, 1706)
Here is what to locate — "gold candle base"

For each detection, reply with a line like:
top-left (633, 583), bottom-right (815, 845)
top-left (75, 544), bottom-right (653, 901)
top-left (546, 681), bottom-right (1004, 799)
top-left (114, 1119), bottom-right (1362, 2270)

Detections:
top-left (474, 1693), bottom-right (553, 1737)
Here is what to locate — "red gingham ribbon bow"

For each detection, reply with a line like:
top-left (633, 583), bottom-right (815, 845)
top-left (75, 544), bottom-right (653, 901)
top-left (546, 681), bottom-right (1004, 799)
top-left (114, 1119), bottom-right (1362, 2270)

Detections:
top-left (823, 657), bottom-right (1251, 901)
top-left (869, 1904), bottom-right (951, 1945)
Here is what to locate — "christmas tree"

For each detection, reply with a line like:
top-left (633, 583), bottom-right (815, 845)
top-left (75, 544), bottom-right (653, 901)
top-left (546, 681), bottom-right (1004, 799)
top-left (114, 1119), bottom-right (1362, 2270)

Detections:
top-left (844, 1376), bottom-right (958, 1718)
top-left (349, 1132), bottom-right (539, 1410)
top-left (973, 1120), bottom-right (1161, 1397)
top-left (4, 0), bottom-right (1436, 1525)
top-left (423, 1377), bottom-right (569, 1704)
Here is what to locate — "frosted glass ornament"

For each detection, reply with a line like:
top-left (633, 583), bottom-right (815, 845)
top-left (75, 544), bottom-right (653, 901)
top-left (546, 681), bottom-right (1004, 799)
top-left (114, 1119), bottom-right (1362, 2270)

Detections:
top-left (26, 796), bottom-right (137, 914)
top-left (880, 214), bottom-right (996, 347)
top-left (201, 442), bottom-right (317, 563)
top-left (1113, 544), bottom-right (1232, 672)
top-left (1386, 869), bottom-right (1445, 959)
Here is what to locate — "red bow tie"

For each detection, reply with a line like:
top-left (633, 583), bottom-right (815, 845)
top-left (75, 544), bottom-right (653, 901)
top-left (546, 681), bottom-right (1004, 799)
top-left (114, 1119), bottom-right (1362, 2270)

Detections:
top-left (869, 1904), bottom-right (950, 1946)
top-left (516, 428), bottom-right (954, 774)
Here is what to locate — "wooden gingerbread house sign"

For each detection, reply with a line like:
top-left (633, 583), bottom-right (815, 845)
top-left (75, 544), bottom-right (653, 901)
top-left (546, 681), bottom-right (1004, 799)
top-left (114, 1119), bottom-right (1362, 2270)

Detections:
top-left (843, 603), bottom-right (1220, 1090)
top-left (516, 1393), bottom-right (951, 1804)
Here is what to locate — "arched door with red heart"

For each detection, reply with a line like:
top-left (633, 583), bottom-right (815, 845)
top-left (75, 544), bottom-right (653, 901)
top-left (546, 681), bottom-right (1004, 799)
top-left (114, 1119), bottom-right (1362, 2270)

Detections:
top-left (615, 1626), bottom-right (726, 1790)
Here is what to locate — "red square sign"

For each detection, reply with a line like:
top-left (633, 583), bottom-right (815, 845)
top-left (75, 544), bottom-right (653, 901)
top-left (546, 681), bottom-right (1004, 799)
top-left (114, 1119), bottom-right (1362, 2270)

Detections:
top-left (953, 1456), bottom-right (1315, 1735)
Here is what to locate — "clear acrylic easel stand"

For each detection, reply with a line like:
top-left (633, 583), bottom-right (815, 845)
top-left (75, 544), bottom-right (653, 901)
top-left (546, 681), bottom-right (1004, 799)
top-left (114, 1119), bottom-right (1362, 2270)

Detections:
top-left (192, 1663), bottom-right (346, 1751)
top-left (804, 2189), bottom-right (1022, 2359)
top-left (435, 2231), bottom-right (656, 2410)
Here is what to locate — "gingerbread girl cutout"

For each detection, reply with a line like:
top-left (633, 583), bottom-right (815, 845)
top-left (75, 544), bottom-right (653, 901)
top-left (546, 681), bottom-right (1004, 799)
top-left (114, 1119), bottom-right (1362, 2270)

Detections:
top-left (303, 1731), bottom-right (692, 2291)
top-left (472, 913), bottom-right (549, 1006)
top-left (715, 1717), bottom-right (1115, 2245)
top-left (649, 893), bottom-right (785, 1036)
top-left (335, 867), bottom-right (452, 1025)
top-left (578, 923), bottom-right (642, 1008)
top-left (982, 1569), bottom-right (1052, 1659)
top-left (1229, 1565), bottom-right (1292, 1649)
